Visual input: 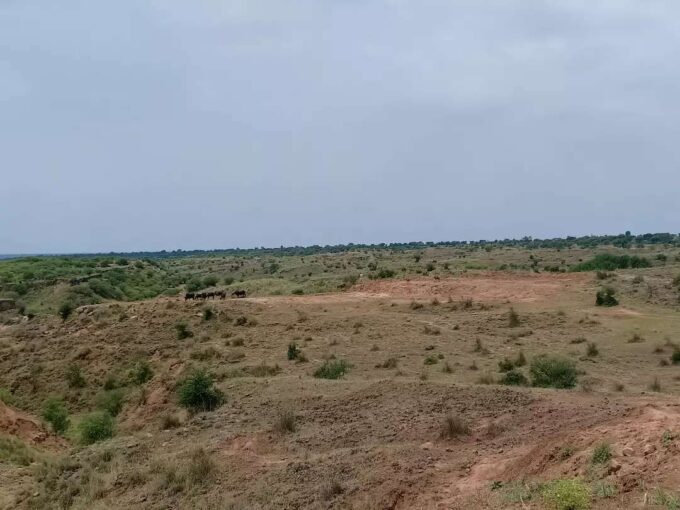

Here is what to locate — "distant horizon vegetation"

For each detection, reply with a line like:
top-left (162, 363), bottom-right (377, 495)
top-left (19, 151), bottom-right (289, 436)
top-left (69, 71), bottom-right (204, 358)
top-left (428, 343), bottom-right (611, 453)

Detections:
top-left (1, 231), bottom-right (679, 261)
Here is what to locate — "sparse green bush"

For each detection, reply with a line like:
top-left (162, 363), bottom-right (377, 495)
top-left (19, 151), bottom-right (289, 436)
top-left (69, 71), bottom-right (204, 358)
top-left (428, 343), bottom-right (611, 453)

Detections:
top-left (65, 364), bottom-right (86, 388)
top-left (202, 307), bottom-right (214, 320)
top-left (58, 302), bottom-right (74, 321)
top-left (291, 288), bottom-right (304, 295)
top-left (131, 360), bottom-right (153, 385)
top-left (203, 276), bottom-right (218, 288)
top-left (313, 360), bottom-right (351, 379)
top-left (176, 322), bottom-right (193, 339)
top-left (287, 343), bottom-right (301, 360)
top-left (541, 479), bottom-right (591, 510)
top-left (671, 350), bottom-right (680, 365)
top-left (498, 358), bottom-right (514, 372)
top-left (177, 370), bottom-right (224, 412)
top-left (424, 355), bottom-right (438, 365)
top-left (0, 388), bottom-right (14, 405)
top-left (501, 369), bottom-right (528, 386)
top-left (586, 342), bottom-right (599, 357)
top-left (78, 412), bottom-right (115, 444)
top-left (42, 398), bottom-right (69, 434)
top-left (95, 389), bottom-right (125, 417)
top-left (508, 308), bottom-right (520, 327)
top-left (591, 443), bottom-right (612, 464)
top-left (275, 409), bottom-right (296, 433)
top-left (515, 350), bottom-right (527, 367)
top-left (595, 287), bottom-right (618, 307)
top-left (530, 356), bottom-right (577, 389)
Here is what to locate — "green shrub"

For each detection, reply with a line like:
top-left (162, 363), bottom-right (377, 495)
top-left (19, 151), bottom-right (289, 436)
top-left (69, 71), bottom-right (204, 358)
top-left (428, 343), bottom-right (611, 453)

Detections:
top-left (287, 343), bottom-right (301, 360)
top-left (541, 479), bottom-right (591, 510)
top-left (515, 350), bottom-right (527, 367)
top-left (78, 412), bottom-right (115, 444)
top-left (176, 322), bottom-right (193, 340)
top-left (203, 276), bottom-right (218, 287)
top-left (202, 307), bottom-right (214, 321)
top-left (440, 414), bottom-right (470, 439)
top-left (595, 287), bottom-right (618, 307)
top-left (313, 360), bottom-right (351, 379)
top-left (42, 398), bottom-right (69, 434)
top-left (530, 356), bottom-right (577, 389)
top-left (58, 302), bottom-right (74, 321)
top-left (95, 389), bottom-right (125, 417)
top-left (501, 369), bottom-right (528, 386)
top-left (424, 355), bottom-right (438, 365)
top-left (131, 360), bottom-right (153, 385)
top-left (291, 288), bottom-right (304, 295)
top-left (177, 370), bottom-right (224, 412)
top-left (571, 253), bottom-right (650, 271)
top-left (65, 364), bottom-right (86, 388)
top-left (591, 443), bottom-right (612, 464)
top-left (0, 388), bottom-right (14, 405)
top-left (186, 278), bottom-right (203, 292)
top-left (671, 350), bottom-right (680, 365)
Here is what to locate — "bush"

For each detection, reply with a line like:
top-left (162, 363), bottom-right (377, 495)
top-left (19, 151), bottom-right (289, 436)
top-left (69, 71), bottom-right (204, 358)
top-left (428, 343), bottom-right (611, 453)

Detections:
top-left (586, 342), bottom-right (599, 357)
top-left (131, 360), bottom-right (153, 385)
top-left (376, 357), bottom-right (398, 369)
top-left (58, 302), bottom-right (74, 321)
top-left (313, 360), bottom-right (351, 379)
top-left (501, 369), bottom-right (528, 386)
top-left (571, 253), bottom-right (651, 271)
top-left (95, 389), bottom-right (125, 417)
top-left (177, 370), bottom-right (224, 412)
top-left (287, 343), bottom-right (301, 360)
top-left (274, 409), bottom-right (296, 433)
top-left (671, 350), bottom-right (680, 365)
top-left (508, 308), bottom-right (520, 327)
top-left (498, 358), bottom-right (514, 372)
top-left (65, 364), bottom-right (86, 388)
top-left (291, 288), bottom-right (304, 295)
top-left (176, 322), bottom-right (193, 340)
top-left (440, 414), bottom-right (470, 439)
top-left (591, 443), bottom-right (612, 464)
top-left (515, 350), bottom-right (527, 367)
top-left (541, 479), bottom-right (591, 510)
top-left (203, 276), bottom-right (218, 288)
top-left (530, 356), bottom-right (577, 389)
top-left (79, 412), bottom-right (115, 444)
top-left (42, 398), bottom-right (69, 435)
top-left (186, 278), bottom-right (203, 292)
top-left (202, 307), bottom-right (214, 321)
top-left (595, 287), bottom-right (618, 307)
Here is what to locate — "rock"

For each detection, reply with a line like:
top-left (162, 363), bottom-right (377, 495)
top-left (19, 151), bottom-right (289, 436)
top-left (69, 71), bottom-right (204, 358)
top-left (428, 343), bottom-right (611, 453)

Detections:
top-left (622, 447), bottom-right (634, 457)
top-left (420, 442), bottom-right (433, 450)
top-left (608, 460), bottom-right (622, 474)
top-left (643, 444), bottom-right (656, 456)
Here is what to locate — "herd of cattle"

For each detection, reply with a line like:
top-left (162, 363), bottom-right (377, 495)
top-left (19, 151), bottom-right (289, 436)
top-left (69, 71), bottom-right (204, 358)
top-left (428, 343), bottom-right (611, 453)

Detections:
top-left (184, 289), bottom-right (247, 300)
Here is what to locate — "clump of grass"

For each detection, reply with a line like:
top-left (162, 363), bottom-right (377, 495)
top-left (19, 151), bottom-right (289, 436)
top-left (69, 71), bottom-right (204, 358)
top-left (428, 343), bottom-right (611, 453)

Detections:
top-left (313, 360), bottom-right (351, 379)
top-left (78, 412), bottom-right (115, 445)
top-left (161, 414), bottom-right (181, 429)
top-left (176, 322), bottom-right (193, 340)
top-left (424, 355), bottom-right (439, 365)
top-left (376, 357), bottom-right (398, 369)
top-left (473, 338), bottom-right (489, 354)
top-left (423, 325), bottom-right (441, 335)
top-left (628, 332), bottom-right (644, 343)
top-left (65, 364), bottom-right (86, 388)
top-left (321, 479), bottom-right (344, 500)
top-left (42, 398), bottom-right (69, 435)
top-left (441, 361), bottom-right (453, 374)
top-left (231, 337), bottom-right (245, 347)
top-left (613, 382), bottom-right (624, 392)
top-left (541, 479), bottom-right (591, 510)
top-left (671, 350), bottom-right (680, 365)
top-left (508, 308), bottom-right (520, 327)
top-left (245, 363), bottom-right (281, 377)
top-left (591, 443), bottom-right (612, 465)
top-left (530, 356), bottom-right (577, 389)
top-left (477, 373), bottom-right (496, 385)
top-left (130, 360), bottom-right (153, 385)
top-left (0, 436), bottom-right (38, 466)
top-left (440, 414), bottom-right (470, 439)
top-left (514, 350), bottom-right (527, 367)
top-left (469, 360), bottom-right (478, 371)
top-left (58, 302), bottom-right (74, 321)
top-left (177, 369), bottom-right (224, 412)
top-left (185, 448), bottom-right (216, 487)
top-left (571, 337), bottom-right (587, 344)
top-left (650, 377), bottom-right (662, 392)
top-left (409, 300), bottom-right (424, 310)
top-left (501, 369), bottom-right (528, 386)
top-left (0, 388), bottom-right (15, 405)
top-left (274, 409), bottom-right (296, 433)
top-left (586, 342), bottom-right (599, 357)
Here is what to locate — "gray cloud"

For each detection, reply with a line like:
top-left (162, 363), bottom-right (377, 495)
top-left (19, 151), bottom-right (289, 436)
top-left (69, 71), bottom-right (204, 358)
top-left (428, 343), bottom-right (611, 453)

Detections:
top-left (1, 1), bottom-right (679, 252)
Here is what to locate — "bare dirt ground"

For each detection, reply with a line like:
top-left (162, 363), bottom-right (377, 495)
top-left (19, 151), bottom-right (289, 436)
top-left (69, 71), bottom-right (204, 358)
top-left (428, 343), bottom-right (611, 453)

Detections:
top-left (1, 271), bottom-right (680, 509)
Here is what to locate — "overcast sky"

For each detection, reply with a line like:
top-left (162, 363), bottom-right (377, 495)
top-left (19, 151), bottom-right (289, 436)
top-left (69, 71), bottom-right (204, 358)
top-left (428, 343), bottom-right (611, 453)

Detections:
top-left (1, 1), bottom-right (679, 253)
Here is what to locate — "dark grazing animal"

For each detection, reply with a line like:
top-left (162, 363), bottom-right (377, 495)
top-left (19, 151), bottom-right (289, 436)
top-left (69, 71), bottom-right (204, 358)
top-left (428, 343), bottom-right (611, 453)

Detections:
top-left (184, 292), bottom-right (195, 301)
top-left (232, 289), bottom-right (247, 298)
